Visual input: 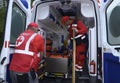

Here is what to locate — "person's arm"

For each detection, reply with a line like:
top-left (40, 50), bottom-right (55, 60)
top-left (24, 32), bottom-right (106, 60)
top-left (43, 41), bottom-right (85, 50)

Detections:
top-left (77, 20), bottom-right (88, 34)
top-left (34, 35), bottom-right (45, 59)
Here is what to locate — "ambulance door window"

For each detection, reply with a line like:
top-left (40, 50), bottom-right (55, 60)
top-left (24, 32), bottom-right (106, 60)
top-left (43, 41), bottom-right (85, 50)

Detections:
top-left (10, 3), bottom-right (26, 44)
top-left (81, 1), bottom-right (95, 28)
top-left (107, 2), bottom-right (120, 45)
top-left (0, 7), bottom-right (6, 51)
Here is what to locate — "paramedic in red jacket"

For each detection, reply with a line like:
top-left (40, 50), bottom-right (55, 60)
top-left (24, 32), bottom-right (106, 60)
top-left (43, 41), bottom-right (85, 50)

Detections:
top-left (61, 16), bottom-right (88, 72)
top-left (9, 22), bottom-right (44, 83)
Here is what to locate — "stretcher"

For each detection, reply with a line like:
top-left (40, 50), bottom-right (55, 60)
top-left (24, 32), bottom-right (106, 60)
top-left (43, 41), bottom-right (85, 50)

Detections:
top-left (44, 54), bottom-right (70, 78)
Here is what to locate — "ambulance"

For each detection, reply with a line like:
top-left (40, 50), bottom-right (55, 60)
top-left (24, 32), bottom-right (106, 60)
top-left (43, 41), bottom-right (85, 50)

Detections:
top-left (0, 0), bottom-right (120, 83)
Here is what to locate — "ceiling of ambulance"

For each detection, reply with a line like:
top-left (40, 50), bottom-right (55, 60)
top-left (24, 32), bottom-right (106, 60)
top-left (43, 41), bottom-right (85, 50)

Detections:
top-left (37, 0), bottom-right (94, 34)
top-left (54, 1), bottom-right (81, 17)
top-left (57, 4), bottom-right (77, 16)
top-left (40, 0), bottom-right (77, 17)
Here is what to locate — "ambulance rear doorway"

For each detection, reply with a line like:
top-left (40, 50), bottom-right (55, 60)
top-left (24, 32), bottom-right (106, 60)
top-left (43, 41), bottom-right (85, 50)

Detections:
top-left (33, 0), bottom-right (96, 78)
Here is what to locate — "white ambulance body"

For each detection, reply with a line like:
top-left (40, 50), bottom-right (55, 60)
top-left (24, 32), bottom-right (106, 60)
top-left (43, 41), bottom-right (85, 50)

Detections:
top-left (0, 0), bottom-right (32, 82)
top-left (1, 0), bottom-right (120, 83)
top-left (100, 0), bottom-right (120, 83)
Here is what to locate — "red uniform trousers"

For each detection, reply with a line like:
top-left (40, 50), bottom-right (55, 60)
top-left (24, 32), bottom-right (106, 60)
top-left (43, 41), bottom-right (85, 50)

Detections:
top-left (75, 43), bottom-right (86, 70)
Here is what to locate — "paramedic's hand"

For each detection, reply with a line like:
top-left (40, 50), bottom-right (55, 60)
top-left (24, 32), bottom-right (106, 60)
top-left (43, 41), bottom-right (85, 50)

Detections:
top-left (72, 28), bottom-right (78, 34)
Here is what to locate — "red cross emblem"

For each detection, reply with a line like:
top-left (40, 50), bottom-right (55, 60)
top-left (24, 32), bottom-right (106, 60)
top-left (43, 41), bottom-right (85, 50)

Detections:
top-left (16, 36), bottom-right (24, 46)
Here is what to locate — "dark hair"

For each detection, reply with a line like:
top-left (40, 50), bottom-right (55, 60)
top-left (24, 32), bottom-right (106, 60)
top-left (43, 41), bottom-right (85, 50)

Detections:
top-left (27, 27), bottom-right (39, 32)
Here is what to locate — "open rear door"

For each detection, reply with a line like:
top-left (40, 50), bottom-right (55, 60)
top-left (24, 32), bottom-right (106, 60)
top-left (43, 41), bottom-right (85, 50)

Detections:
top-left (0, 0), bottom-right (31, 82)
top-left (100, 0), bottom-right (120, 83)
top-left (32, 0), bottom-right (100, 83)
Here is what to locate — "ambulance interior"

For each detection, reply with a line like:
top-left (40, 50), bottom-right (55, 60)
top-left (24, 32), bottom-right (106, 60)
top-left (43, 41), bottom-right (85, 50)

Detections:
top-left (33, 0), bottom-right (95, 79)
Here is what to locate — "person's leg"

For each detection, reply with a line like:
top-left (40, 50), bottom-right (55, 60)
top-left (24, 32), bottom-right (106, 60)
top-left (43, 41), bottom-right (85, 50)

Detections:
top-left (10, 71), bottom-right (30, 83)
top-left (75, 44), bottom-right (86, 71)
top-left (79, 54), bottom-right (85, 68)
top-left (75, 47), bottom-right (83, 71)
top-left (10, 71), bottom-right (17, 83)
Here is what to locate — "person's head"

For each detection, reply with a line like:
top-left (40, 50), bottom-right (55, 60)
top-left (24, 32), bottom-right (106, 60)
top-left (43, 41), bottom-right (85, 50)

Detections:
top-left (27, 22), bottom-right (40, 33)
top-left (61, 16), bottom-right (73, 26)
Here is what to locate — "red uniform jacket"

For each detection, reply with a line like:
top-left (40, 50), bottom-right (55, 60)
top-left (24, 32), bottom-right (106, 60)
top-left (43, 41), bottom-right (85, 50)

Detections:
top-left (9, 30), bottom-right (44, 72)
top-left (68, 20), bottom-right (88, 38)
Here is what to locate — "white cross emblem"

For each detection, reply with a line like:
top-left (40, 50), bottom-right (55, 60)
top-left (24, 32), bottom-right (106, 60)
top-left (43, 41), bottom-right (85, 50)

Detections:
top-left (16, 36), bottom-right (25, 47)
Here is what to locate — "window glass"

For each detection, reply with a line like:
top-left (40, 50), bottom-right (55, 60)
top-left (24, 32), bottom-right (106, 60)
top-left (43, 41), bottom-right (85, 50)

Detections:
top-left (0, 7), bottom-right (6, 51)
top-left (10, 3), bottom-right (26, 44)
top-left (107, 2), bottom-right (120, 45)
top-left (81, 1), bottom-right (95, 28)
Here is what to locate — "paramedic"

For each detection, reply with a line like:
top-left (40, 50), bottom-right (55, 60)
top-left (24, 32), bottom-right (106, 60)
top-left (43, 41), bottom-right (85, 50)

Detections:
top-left (61, 16), bottom-right (88, 72)
top-left (9, 22), bottom-right (44, 83)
